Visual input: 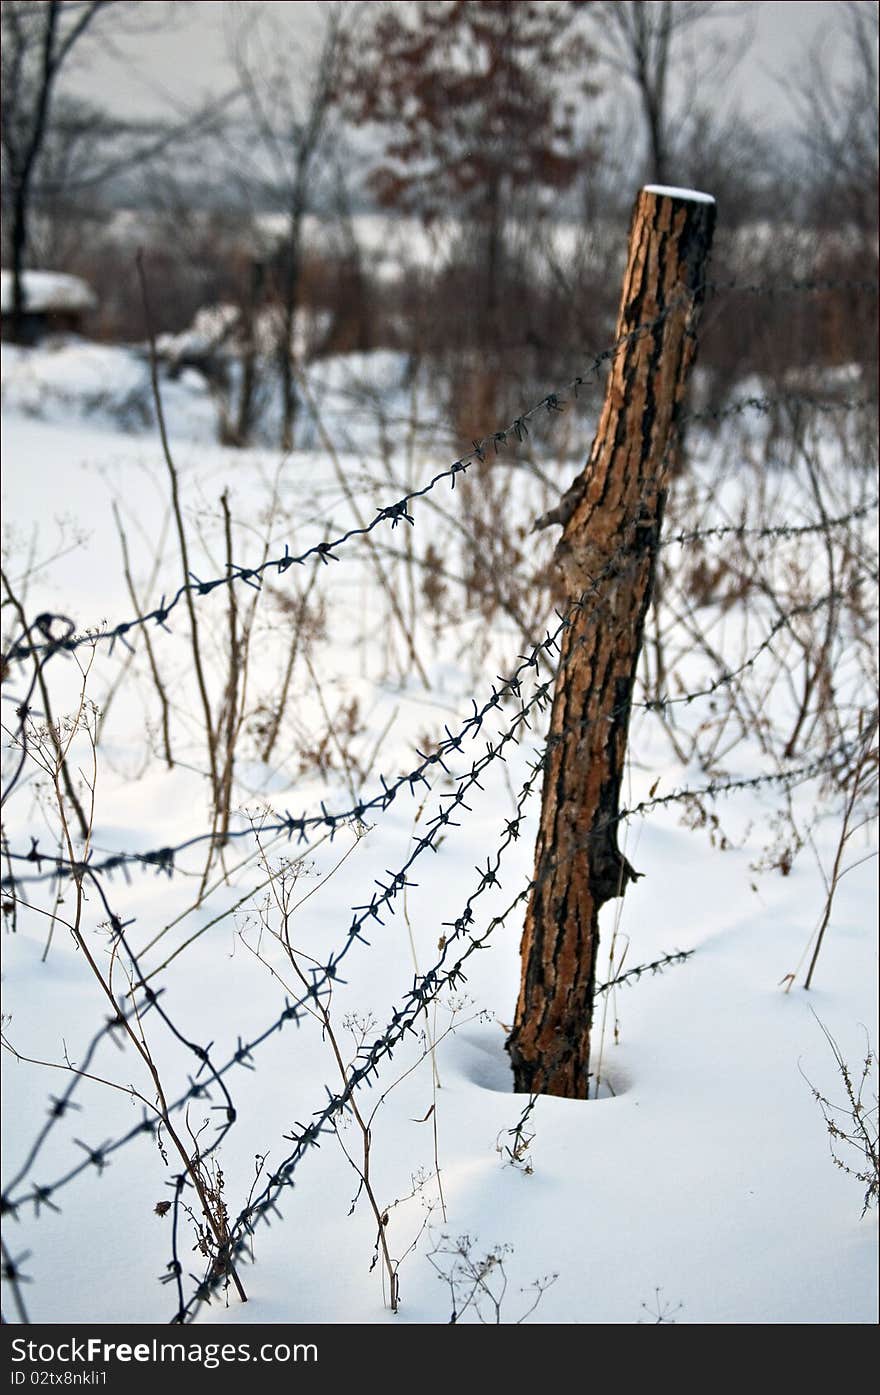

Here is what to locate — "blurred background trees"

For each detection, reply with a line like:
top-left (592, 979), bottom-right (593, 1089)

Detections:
top-left (227, 0), bottom-right (352, 448)
top-left (0, 0), bottom-right (228, 343)
top-left (1, 0), bottom-right (877, 438)
top-left (2, 0), bottom-right (114, 340)
top-left (336, 0), bottom-right (605, 435)
top-left (791, 0), bottom-right (878, 235)
top-left (340, 1), bottom-right (598, 338)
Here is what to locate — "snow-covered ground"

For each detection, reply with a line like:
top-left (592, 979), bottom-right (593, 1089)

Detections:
top-left (1, 335), bottom-right (877, 1326)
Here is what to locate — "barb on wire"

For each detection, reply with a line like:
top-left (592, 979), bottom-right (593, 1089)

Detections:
top-left (0, 1236), bottom-right (32, 1325)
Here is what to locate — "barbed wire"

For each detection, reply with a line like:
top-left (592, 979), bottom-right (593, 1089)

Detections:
top-left (704, 275), bottom-right (879, 297)
top-left (3, 416), bottom-right (874, 1251)
top-left (684, 392), bottom-right (877, 430)
top-left (662, 496), bottom-right (878, 550)
top-left (594, 950), bottom-right (694, 995)
top-left (2, 398), bottom-right (873, 859)
top-left (0, 869), bottom-right (244, 1313)
top-left (3, 559), bottom-right (865, 1303)
top-left (3, 563), bottom-right (870, 893)
top-left (632, 588), bottom-right (853, 714)
top-left (0, 990), bottom-right (165, 1202)
top-left (0, 499), bottom-right (664, 887)
top-left (2, 524), bottom-right (642, 1221)
top-left (4, 496), bottom-right (684, 1261)
top-left (1, 677), bottom-right (555, 1312)
top-left (2, 698), bottom-right (864, 1244)
top-left (1, 353), bottom-right (873, 843)
top-left (2, 267), bottom-right (878, 1323)
top-left (173, 724), bottom-right (868, 1322)
top-left (0, 714), bottom-right (854, 1319)
top-left (3, 679), bottom-right (863, 1304)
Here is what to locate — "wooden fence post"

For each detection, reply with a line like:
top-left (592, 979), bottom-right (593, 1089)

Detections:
top-left (506, 185), bottom-right (715, 1098)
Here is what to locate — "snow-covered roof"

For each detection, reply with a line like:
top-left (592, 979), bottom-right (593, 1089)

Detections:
top-left (0, 269), bottom-right (97, 315)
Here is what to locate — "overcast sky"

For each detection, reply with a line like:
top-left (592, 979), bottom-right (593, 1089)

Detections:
top-left (62, 1), bottom-right (859, 134)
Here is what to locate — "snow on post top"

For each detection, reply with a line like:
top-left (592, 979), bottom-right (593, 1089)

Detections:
top-left (642, 185), bottom-right (716, 205)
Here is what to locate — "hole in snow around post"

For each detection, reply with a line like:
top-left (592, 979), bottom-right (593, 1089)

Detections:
top-left (452, 1026), bottom-right (629, 1099)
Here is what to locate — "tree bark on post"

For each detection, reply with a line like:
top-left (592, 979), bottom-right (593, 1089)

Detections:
top-left (506, 185), bottom-right (715, 1098)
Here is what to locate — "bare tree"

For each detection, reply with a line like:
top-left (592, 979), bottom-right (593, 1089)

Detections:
top-left (1, 0), bottom-right (111, 341)
top-left (789, 0), bottom-right (879, 234)
top-left (587, 1), bottom-right (754, 186)
top-left (1, 0), bottom-right (232, 341)
top-left (228, 0), bottom-right (350, 451)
